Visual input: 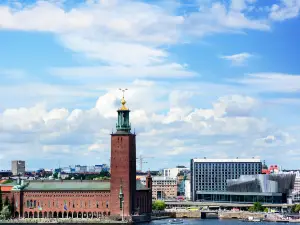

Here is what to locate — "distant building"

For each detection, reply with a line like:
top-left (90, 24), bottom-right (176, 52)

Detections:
top-left (262, 164), bottom-right (280, 174)
top-left (163, 166), bottom-right (189, 179)
top-left (184, 179), bottom-right (191, 200)
top-left (293, 172), bottom-right (300, 202)
top-left (281, 170), bottom-right (300, 203)
top-left (11, 160), bottom-right (25, 176)
top-left (0, 171), bottom-right (13, 178)
top-left (140, 176), bottom-right (177, 200)
top-left (190, 158), bottom-right (262, 201)
top-left (74, 165), bottom-right (88, 173)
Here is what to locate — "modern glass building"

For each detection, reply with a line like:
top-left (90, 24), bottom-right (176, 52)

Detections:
top-left (196, 173), bottom-right (296, 204)
top-left (196, 191), bottom-right (283, 203)
top-left (190, 158), bottom-right (262, 201)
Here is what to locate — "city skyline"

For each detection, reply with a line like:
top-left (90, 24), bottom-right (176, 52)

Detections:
top-left (0, 0), bottom-right (300, 170)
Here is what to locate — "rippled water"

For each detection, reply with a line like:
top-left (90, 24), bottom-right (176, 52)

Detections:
top-left (142, 218), bottom-right (292, 225)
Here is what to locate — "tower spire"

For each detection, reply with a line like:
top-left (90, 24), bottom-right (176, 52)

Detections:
top-left (116, 88), bottom-right (131, 133)
top-left (119, 88), bottom-right (128, 110)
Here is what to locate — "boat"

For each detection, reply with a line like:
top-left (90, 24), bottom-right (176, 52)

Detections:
top-left (242, 216), bottom-right (261, 222)
top-left (168, 219), bottom-right (184, 224)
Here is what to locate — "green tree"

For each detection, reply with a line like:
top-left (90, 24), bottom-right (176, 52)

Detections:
top-left (293, 204), bottom-right (300, 213)
top-left (152, 200), bottom-right (166, 210)
top-left (0, 205), bottom-right (11, 220)
top-left (53, 172), bottom-right (58, 179)
top-left (248, 202), bottom-right (265, 212)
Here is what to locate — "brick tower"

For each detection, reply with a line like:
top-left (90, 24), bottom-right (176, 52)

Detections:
top-left (110, 90), bottom-right (136, 217)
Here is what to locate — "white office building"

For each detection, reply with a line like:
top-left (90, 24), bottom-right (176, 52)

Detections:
top-left (190, 158), bottom-right (262, 201)
top-left (163, 166), bottom-right (188, 179)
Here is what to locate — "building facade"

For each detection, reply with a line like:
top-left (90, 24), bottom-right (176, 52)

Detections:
top-left (184, 179), bottom-right (191, 200)
top-left (190, 158), bottom-right (262, 201)
top-left (140, 176), bottom-right (177, 200)
top-left (1, 96), bottom-right (152, 220)
top-left (293, 171), bottom-right (300, 202)
top-left (196, 173), bottom-right (295, 204)
top-left (11, 160), bottom-right (26, 176)
top-left (163, 166), bottom-right (188, 179)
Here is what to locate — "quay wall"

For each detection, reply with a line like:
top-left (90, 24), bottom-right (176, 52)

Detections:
top-left (219, 211), bottom-right (266, 220)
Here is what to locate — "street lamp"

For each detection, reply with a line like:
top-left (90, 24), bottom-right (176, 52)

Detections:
top-left (119, 184), bottom-right (124, 221)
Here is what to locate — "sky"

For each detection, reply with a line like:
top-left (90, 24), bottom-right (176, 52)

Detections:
top-left (0, 0), bottom-right (300, 171)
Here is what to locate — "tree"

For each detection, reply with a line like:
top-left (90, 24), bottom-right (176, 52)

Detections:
top-left (292, 204), bottom-right (300, 213)
top-left (53, 172), bottom-right (58, 179)
top-left (248, 202), bottom-right (265, 212)
top-left (152, 200), bottom-right (166, 210)
top-left (0, 205), bottom-right (11, 220)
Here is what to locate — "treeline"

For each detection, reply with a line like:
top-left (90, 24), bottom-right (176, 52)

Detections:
top-left (63, 171), bottom-right (111, 180)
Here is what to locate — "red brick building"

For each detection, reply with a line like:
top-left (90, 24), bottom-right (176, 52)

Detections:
top-left (0, 96), bottom-right (152, 219)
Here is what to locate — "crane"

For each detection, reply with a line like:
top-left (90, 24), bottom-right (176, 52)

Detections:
top-left (137, 155), bottom-right (154, 172)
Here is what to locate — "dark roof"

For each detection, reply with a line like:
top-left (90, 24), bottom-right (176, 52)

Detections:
top-left (136, 180), bottom-right (149, 191)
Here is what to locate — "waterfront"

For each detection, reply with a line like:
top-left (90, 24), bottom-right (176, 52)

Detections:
top-left (143, 218), bottom-right (299, 224)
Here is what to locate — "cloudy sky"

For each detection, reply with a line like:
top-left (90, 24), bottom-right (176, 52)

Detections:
top-left (0, 0), bottom-right (300, 171)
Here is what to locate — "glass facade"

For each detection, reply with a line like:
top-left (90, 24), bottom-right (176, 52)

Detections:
top-left (196, 192), bottom-right (283, 204)
top-left (191, 159), bottom-right (262, 201)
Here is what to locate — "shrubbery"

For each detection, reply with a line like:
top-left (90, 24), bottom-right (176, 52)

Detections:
top-left (152, 200), bottom-right (166, 210)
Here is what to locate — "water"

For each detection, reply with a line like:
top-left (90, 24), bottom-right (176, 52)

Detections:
top-left (142, 218), bottom-right (292, 225)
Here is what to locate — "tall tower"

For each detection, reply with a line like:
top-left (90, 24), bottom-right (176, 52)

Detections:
top-left (110, 90), bottom-right (136, 217)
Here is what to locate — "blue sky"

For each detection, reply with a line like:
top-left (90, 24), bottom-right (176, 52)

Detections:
top-left (0, 0), bottom-right (300, 171)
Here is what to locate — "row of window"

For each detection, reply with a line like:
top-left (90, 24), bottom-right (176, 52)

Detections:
top-left (25, 193), bottom-right (109, 198)
top-left (194, 163), bottom-right (261, 166)
top-left (25, 200), bottom-right (109, 209)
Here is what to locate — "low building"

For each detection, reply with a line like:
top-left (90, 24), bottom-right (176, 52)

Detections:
top-left (140, 176), bottom-right (177, 200)
top-left (0, 171), bottom-right (13, 178)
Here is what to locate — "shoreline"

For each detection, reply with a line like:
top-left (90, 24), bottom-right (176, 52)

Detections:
top-left (0, 218), bottom-right (129, 224)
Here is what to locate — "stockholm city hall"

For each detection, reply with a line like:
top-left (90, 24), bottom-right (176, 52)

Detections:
top-left (0, 92), bottom-right (153, 220)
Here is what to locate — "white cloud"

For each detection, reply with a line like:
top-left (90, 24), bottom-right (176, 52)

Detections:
top-left (269, 0), bottom-right (300, 21)
top-left (230, 0), bottom-right (257, 12)
top-left (254, 131), bottom-right (296, 147)
top-left (232, 73), bottom-right (300, 93)
top-left (0, 88), bottom-right (284, 168)
top-left (220, 52), bottom-right (253, 66)
top-left (50, 63), bottom-right (197, 80)
top-left (0, 0), bottom-right (184, 68)
top-left (185, 2), bottom-right (270, 37)
top-left (0, 0), bottom-right (280, 74)
top-left (0, 0), bottom-right (299, 169)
